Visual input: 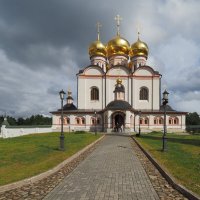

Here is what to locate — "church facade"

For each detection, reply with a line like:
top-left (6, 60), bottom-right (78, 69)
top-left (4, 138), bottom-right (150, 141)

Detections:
top-left (51, 18), bottom-right (186, 133)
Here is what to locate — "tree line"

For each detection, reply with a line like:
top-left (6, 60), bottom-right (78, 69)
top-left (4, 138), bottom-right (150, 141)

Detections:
top-left (0, 115), bottom-right (52, 126)
top-left (186, 112), bottom-right (200, 125)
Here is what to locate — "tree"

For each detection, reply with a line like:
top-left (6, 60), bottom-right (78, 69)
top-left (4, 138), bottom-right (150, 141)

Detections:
top-left (1, 114), bottom-right (52, 126)
top-left (17, 117), bottom-right (25, 125)
top-left (0, 115), bottom-right (17, 126)
top-left (186, 112), bottom-right (200, 125)
top-left (7, 116), bottom-right (17, 125)
top-left (0, 116), bottom-right (4, 125)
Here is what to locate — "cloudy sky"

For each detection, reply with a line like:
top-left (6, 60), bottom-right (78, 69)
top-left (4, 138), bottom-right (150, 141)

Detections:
top-left (0, 0), bottom-right (199, 117)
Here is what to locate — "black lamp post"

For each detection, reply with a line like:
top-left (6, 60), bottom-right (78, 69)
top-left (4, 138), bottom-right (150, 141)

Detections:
top-left (94, 111), bottom-right (97, 136)
top-left (162, 90), bottom-right (169, 151)
top-left (59, 89), bottom-right (66, 151)
top-left (138, 110), bottom-right (141, 136)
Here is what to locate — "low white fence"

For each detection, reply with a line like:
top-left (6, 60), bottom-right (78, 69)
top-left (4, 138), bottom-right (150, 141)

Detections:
top-left (0, 125), bottom-right (52, 138)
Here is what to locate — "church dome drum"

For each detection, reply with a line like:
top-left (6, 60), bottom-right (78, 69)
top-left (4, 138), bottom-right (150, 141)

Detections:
top-left (130, 39), bottom-right (149, 58)
top-left (88, 40), bottom-right (107, 57)
top-left (107, 36), bottom-right (130, 58)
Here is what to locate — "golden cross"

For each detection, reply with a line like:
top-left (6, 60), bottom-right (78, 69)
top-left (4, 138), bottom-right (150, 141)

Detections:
top-left (96, 22), bottom-right (102, 41)
top-left (114, 14), bottom-right (122, 36)
top-left (67, 86), bottom-right (71, 95)
top-left (136, 23), bottom-right (142, 40)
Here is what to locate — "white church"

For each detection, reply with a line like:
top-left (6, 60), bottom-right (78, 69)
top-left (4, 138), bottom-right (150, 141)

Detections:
top-left (51, 16), bottom-right (186, 133)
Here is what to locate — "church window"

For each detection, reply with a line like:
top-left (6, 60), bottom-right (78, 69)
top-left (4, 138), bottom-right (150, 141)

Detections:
top-left (154, 119), bottom-right (157, 124)
top-left (64, 117), bottom-right (70, 124)
top-left (82, 118), bottom-right (85, 124)
top-left (169, 118), bottom-right (172, 124)
top-left (140, 87), bottom-right (149, 100)
top-left (97, 118), bottom-right (100, 124)
top-left (159, 118), bottom-right (163, 124)
top-left (76, 118), bottom-right (80, 124)
top-left (91, 87), bottom-right (99, 100)
top-left (144, 118), bottom-right (148, 124)
top-left (91, 118), bottom-right (95, 125)
top-left (174, 117), bottom-right (179, 124)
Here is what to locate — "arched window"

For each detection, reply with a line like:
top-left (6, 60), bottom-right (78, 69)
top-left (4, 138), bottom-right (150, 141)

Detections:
top-left (140, 87), bottom-right (149, 100)
top-left (76, 118), bottom-right (80, 124)
top-left (169, 117), bottom-right (179, 125)
top-left (159, 117), bottom-right (163, 124)
top-left (174, 117), bottom-right (179, 125)
top-left (91, 87), bottom-right (99, 100)
top-left (81, 117), bottom-right (85, 124)
top-left (64, 117), bottom-right (70, 124)
top-left (91, 118), bottom-right (95, 125)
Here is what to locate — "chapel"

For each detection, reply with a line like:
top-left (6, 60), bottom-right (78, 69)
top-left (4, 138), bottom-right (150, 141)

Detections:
top-left (51, 16), bottom-right (186, 133)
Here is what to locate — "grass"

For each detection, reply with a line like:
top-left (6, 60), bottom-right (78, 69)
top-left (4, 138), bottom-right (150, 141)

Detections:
top-left (0, 132), bottom-right (101, 186)
top-left (134, 132), bottom-right (200, 196)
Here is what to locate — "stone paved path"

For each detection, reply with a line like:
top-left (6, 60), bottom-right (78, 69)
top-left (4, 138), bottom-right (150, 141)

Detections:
top-left (44, 135), bottom-right (159, 200)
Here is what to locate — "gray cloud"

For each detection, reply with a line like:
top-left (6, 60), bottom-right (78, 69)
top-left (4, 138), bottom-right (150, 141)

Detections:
top-left (0, 0), bottom-right (199, 117)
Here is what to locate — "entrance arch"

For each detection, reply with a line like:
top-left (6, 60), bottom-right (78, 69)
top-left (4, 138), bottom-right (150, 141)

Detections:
top-left (112, 112), bottom-right (125, 132)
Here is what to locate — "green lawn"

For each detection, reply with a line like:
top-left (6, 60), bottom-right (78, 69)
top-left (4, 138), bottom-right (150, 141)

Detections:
top-left (135, 132), bottom-right (200, 196)
top-left (0, 132), bottom-right (101, 186)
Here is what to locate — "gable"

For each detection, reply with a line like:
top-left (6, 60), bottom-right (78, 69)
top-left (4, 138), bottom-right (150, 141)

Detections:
top-left (84, 66), bottom-right (104, 75)
top-left (134, 67), bottom-right (154, 76)
top-left (107, 66), bottom-right (130, 76)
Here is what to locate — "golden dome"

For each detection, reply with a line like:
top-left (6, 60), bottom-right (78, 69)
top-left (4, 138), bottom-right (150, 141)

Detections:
top-left (116, 78), bottom-right (122, 84)
top-left (130, 38), bottom-right (149, 58)
top-left (107, 36), bottom-right (130, 57)
top-left (89, 40), bottom-right (107, 57)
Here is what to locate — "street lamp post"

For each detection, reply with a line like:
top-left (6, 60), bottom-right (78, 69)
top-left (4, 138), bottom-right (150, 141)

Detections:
top-left (59, 89), bottom-right (66, 151)
top-left (162, 90), bottom-right (169, 152)
top-left (138, 110), bottom-right (141, 137)
top-left (94, 111), bottom-right (97, 136)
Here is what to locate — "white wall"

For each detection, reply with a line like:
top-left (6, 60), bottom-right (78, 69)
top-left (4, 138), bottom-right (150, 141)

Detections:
top-left (132, 67), bottom-right (160, 110)
top-left (0, 125), bottom-right (52, 138)
top-left (78, 66), bottom-right (104, 109)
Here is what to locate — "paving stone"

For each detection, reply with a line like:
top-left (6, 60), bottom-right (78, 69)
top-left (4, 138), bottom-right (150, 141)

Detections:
top-left (44, 135), bottom-right (160, 200)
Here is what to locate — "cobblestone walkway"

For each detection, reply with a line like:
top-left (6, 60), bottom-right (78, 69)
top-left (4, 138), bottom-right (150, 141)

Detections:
top-left (44, 135), bottom-right (159, 200)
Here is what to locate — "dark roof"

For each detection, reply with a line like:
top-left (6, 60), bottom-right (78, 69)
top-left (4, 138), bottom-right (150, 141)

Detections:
top-left (50, 109), bottom-right (101, 114)
top-left (67, 96), bottom-right (73, 100)
top-left (77, 65), bottom-right (105, 75)
top-left (114, 84), bottom-right (125, 93)
top-left (58, 103), bottom-right (77, 111)
top-left (160, 104), bottom-right (176, 111)
top-left (106, 100), bottom-right (132, 110)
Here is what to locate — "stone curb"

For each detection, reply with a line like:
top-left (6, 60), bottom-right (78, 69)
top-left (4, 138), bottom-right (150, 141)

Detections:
top-left (0, 135), bottom-right (105, 193)
top-left (131, 136), bottom-right (200, 200)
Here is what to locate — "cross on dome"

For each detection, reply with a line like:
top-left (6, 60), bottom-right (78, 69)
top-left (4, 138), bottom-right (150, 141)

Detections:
top-left (114, 14), bottom-right (122, 36)
top-left (96, 22), bottom-right (102, 41)
top-left (136, 23), bottom-right (142, 40)
top-left (68, 86), bottom-right (72, 96)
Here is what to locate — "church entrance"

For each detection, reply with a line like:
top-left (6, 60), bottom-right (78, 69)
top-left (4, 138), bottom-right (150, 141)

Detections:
top-left (113, 112), bottom-right (125, 132)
